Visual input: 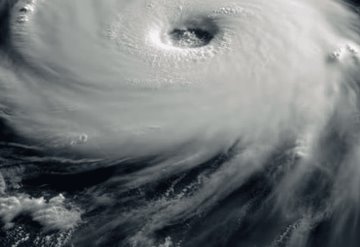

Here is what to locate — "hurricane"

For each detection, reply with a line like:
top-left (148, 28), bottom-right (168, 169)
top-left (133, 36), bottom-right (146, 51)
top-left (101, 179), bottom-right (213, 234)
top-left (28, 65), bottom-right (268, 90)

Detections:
top-left (0, 0), bottom-right (360, 246)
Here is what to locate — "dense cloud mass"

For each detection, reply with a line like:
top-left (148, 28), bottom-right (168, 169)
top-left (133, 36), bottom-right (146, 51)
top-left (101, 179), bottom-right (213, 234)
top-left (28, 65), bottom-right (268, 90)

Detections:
top-left (0, 0), bottom-right (360, 246)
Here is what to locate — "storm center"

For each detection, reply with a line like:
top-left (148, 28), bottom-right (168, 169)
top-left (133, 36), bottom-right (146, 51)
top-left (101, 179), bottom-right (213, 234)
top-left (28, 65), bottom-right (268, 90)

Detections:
top-left (167, 17), bottom-right (219, 48)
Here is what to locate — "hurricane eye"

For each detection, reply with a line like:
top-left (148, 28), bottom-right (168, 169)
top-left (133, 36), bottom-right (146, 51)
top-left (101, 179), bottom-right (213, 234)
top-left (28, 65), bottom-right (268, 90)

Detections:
top-left (167, 17), bottom-right (219, 48)
top-left (169, 28), bottom-right (215, 48)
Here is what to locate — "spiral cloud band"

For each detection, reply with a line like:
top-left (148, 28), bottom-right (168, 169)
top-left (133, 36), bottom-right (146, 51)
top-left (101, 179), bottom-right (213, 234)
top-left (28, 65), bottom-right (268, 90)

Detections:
top-left (0, 0), bottom-right (360, 246)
